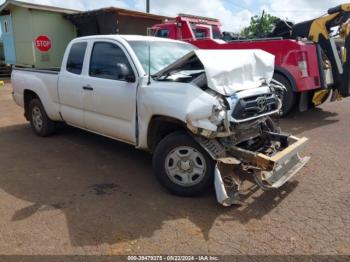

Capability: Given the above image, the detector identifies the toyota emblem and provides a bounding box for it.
[256,97,267,112]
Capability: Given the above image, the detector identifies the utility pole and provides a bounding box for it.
[146,0,150,13]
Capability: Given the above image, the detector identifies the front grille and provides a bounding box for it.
[232,94,279,120]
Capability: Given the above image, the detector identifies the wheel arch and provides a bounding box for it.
[23,89,40,120]
[274,66,298,92]
[147,115,187,153]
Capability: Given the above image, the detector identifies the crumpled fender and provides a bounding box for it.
[185,92,220,131]
[137,80,222,149]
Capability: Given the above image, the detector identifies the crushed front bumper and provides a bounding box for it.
[214,136,310,206]
[254,136,310,188]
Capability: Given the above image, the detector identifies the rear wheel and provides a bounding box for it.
[152,131,215,196]
[29,98,55,137]
[274,74,297,116]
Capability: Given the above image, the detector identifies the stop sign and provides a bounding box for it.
[35,35,51,52]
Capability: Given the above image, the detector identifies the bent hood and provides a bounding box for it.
[154,49,275,96]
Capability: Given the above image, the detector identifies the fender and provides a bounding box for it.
[274,66,298,92]
[274,66,311,112]
[136,81,220,150]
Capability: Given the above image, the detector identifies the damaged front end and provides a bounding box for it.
[154,49,310,206]
[193,100,310,206]
[192,114,310,206]
[186,73,309,206]
[185,55,309,206]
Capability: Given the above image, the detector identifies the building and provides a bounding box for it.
[0,0,78,68]
[65,7,170,37]
[0,2,171,68]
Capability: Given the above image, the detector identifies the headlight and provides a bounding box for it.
[226,94,239,110]
[210,105,226,125]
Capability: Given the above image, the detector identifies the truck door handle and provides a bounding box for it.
[82,86,94,91]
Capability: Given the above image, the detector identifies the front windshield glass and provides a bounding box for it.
[129,41,196,75]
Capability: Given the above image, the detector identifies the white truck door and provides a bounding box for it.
[58,41,88,128]
[82,40,138,144]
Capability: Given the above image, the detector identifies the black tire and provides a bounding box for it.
[274,74,297,117]
[152,131,215,197]
[28,98,55,137]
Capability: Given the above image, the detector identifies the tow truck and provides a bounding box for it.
[151,4,350,116]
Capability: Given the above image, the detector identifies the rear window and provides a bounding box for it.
[194,29,207,39]
[156,29,169,38]
[66,42,87,75]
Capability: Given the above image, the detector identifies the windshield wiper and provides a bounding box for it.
[155,69,205,81]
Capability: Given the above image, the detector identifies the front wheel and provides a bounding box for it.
[152,131,215,197]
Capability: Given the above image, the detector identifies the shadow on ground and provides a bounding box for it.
[280,107,339,135]
[0,123,297,247]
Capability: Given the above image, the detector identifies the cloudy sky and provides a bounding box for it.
[0,0,347,31]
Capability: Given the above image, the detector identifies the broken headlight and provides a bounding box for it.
[209,105,226,125]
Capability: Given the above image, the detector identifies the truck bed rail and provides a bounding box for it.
[13,66,60,75]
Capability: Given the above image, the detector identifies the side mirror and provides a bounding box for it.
[116,62,135,83]
[125,74,136,83]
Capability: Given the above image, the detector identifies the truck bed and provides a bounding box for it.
[12,67,61,121]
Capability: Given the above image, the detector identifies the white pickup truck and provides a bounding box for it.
[12,35,309,206]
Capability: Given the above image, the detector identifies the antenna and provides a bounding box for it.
[147,44,151,85]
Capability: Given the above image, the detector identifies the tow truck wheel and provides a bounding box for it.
[274,74,296,117]
[153,131,215,197]
[29,98,55,137]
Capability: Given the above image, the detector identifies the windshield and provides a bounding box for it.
[129,41,197,75]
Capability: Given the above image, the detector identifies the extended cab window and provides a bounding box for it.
[89,42,134,81]
[66,42,87,75]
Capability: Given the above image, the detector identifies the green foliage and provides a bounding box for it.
[241,12,279,38]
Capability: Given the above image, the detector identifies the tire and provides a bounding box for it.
[274,74,297,117]
[152,131,215,197]
[28,98,55,137]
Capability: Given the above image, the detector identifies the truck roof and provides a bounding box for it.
[174,14,221,26]
[177,13,221,26]
[73,34,188,44]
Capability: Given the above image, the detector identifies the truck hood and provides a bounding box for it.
[154,49,275,96]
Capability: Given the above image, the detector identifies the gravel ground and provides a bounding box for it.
[0,82,349,255]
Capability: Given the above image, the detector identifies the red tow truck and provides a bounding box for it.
[152,6,350,115]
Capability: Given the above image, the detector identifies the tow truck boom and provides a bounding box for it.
[291,4,350,100]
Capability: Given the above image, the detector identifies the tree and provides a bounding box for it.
[241,11,279,39]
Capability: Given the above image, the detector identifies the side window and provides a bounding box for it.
[156,29,169,38]
[89,42,134,81]
[195,29,207,39]
[66,42,87,75]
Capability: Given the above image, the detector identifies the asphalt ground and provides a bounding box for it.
[0,82,349,255]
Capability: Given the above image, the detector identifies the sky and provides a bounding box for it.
[0,0,348,32]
